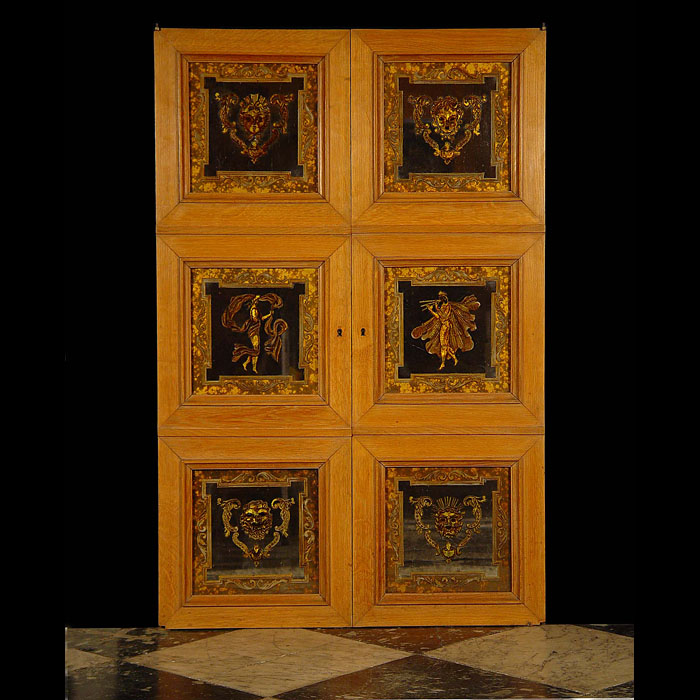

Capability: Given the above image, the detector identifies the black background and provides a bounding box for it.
[64,3,636,628]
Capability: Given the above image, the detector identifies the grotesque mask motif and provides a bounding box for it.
[434,497,465,538]
[410,493,487,564]
[430,97,464,140]
[215,91,294,164]
[237,94,271,144]
[408,94,486,165]
[239,500,274,540]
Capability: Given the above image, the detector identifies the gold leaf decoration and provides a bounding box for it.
[383,61,511,193]
[384,265,510,394]
[191,467,319,596]
[188,62,318,194]
[385,466,511,594]
[191,267,319,396]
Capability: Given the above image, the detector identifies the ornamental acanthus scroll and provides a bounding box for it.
[217,497,294,567]
[408,94,486,165]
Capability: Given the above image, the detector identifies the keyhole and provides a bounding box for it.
[361,328,366,336]
[337,328,342,337]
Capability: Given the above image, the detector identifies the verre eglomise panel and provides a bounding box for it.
[385,464,511,595]
[191,266,319,396]
[383,265,510,394]
[383,60,511,194]
[192,465,320,596]
[187,61,319,195]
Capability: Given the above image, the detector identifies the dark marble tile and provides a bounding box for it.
[66,627,234,659]
[66,661,263,700]
[590,680,635,698]
[276,654,578,700]
[575,624,635,638]
[578,681,634,700]
[314,626,508,653]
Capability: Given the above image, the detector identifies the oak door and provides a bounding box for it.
[155,27,545,628]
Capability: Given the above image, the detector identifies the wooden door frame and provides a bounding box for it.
[351,28,545,232]
[159,436,352,628]
[352,434,545,626]
[154,27,546,629]
[157,234,352,437]
[154,28,351,234]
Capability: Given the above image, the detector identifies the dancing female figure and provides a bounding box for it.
[221,293,288,373]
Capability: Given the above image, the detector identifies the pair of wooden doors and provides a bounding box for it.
[155,28,545,628]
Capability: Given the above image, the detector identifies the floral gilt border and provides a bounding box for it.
[192,467,320,596]
[385,465,511,594]
[383,61,511,193]
[188,61,319,194]
[383,265,511,394]
[191,267,319,396]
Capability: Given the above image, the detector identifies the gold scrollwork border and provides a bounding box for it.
[383,266,510,394]
[383,61,511,193]
[385,465,511,594]
[191,267,319,396]
[188,61,319,194]
[192,467,319,595]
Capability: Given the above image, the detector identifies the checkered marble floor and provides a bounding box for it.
[65,624,634,699]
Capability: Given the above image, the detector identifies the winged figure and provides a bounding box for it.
[221,293,288,373]
[410,290,480,370]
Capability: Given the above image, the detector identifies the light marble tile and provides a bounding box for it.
[65,647,113,673]
[427,624,633,693]
[128,628,410,696]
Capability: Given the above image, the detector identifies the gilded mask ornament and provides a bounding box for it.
[434,498,465,538]
[215,92,294,164]
[408,94,487,165]
[217,496,294,567]
[411,291,481,370]
[238,500,274,540]
[221,293,288,374]
[409,494,486,563]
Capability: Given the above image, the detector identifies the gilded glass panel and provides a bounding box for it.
[383,61,511,193]
[191,267,319,396]
[188,61,319,194]
[385,465,511,594]
[384,265,510,394]
[192,467,320,595]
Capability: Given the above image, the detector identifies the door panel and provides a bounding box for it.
[352,435,545,626]
[159,437,352,628]
[383,464,513,596]
[352,234,544,433]
[351,29,545,233]
[154,29,351,233]
[157,235,351,436]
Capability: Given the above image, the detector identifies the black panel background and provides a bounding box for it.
[204,281,304,380]
[203,77,305,177]
[398,281,495,377]
[398,77,498,179]
[397,479,498,571]
[205,480,306,576]
[64,2,637,637]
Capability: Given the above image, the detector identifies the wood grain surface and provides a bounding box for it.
[155,27,546,629]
